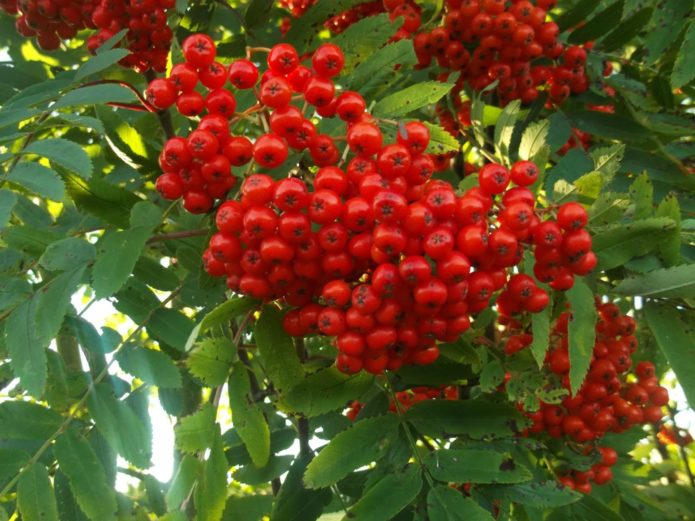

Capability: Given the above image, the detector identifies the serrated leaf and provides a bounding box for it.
[224,495,273,521]
[571,111,647,142]
[518,118,549,162]
[272,454,332,521]
[655,195,681,266]
[428,485,495,521]
[233,455,294,485]
[425,450,532,484]
[39,237,95,271]
[492,481,581,508]
[601,7,654,52]
[75,49,130,81]
[494,100,521,162]
[148,308,195,351]
[53,83,138,109]
[544,149,593,196]
[132,256,179,291]
[24,138,92,179]
[195,428,228,521]
[0,275,31,312]
[567,280,597,395]
[244,0,273,28]
[284,368,373,417]
[480,359,505,392]
[347,40,417,100]
[556,0,602,31]
[644,0,694,65]
[195,296,258,335]
[343,464,422,521]
[373,81,453,118]
[86,383,151,468]
[304,415,399,489]
[531,304,551,368]
[175,403,216,453]
[0,401,63,440]
[330,14,398,74]
[629,172,653,219]
[228,361,270,468]
[0,448,29,482]
[568,1,624,44]
[92,227,152,298]
[284,0,366,52]
[645,303,695,407]
[5,297,48,395]
[6,162,64,201]
[254,306,304,393]
[187,338,235,386]
[65,173,139,229]
[35,266,86,345]
[166,455,200,511]
[423,121,459,155]
[17,463,60,521]
[673,21,695,89]
[404,400,528,439]
[593,217,676,270]
[53,430,117,521]
[116,343,182,388]
[0,189,17,230]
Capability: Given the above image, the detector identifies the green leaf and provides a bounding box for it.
[5,297,47,395]
[284,0,366,52]
[566,280,597,396]
[228,361,270,468]
[132,256,179,291]
[272,454,332,521]
[92,227,152,298]
[244,0,273,28]
[199,297,258,332]
[0,448,29,482]
[373,81,454,118]
[148,308,195,351]
[35,266,86,345]
[518,119,549,161]
[0,275,31,312]
[425,449,532,484]
[53,83,138,109]
[570,111,647,142]
[54,430,117,521]
[224,495,273,521]
[593,217,676,270]
[492,481,581,508]
[65,174,139,229]
[544,149,593,195]
[39,237,95,271]
[175,403,216,453]
[423,122,460,155]
[195,428,228,521]
[644,0,694,64]
[330,14,398,74]
[556,0,602,31]
[2,224,60,256]
[0,189,17,230]
[233,455,293,485]
[166,455,200,511]
[304,415,399,489]
[86,383,151,468]
[284,368,374,417]
[116,344,182,388]
[343,464,422,521]
[0,400,63,439]
[645,303,695,406]
[6,162,64,201]
[628,172,653,219]
[24,138,92,179]
[531,304,551,368]
[673,20,695,89]
[655,194,681,266]
[17,463,60,521]
[480,359,505,392]
[615,264,695,299]
[600,7,654,52]
[187,338,235,386]
[254,306,304,393]
[568,1,624,44]
[494,100,521,161]
[427,485,495,521]
[75,49,130,81]
[346,40,417,100]
[130,201,163,228]
[405,400,528,439]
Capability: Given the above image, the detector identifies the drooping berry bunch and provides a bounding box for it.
[0,0,173,70]
[345,385,459,420]
[513,303,670,492]
[1,0,99,51]
[415,0,589,105]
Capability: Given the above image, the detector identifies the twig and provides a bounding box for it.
[146,229,209,244]
[667,405,695,489]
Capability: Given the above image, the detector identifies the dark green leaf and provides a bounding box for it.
[425,449,532,483]
[35,266,86,345]
[24,138,92,179]
[223,495,273,521]
[304,415,399,489]
[492,481,581,508]
[629,172,653,219]
[373,81,454,118]
[175,404,216,453]
[17,463,59,521]
[65,174,139,229]
[5,297,47,395]
[39,237,95,271]
[601,7,654,52]
[285,0,366,52]
[75,49,130,81]
[331,14,398,74]
[53,84,138,109]
[132,256,179,291]
[615,264,694,298]
[566,280,597,395]
[593,217,676,270]
[165,455,200,511]
[54,430,117,521]
[228,361,270,468]
[0,276,31,313]
[187,338,235,387]
[545,149,593,195]
[0,189,17,229]
[92,227,152,298]
[116,344,182,388]
[531,304,551,367]
[655,195,681,266]
[284,368,374,417]
[195,428,228,521]
[568,1,624,44]
[6,162,64,201]
[405,400,529,439]
[570,111,647,142]
[344,464,422,521]
[148,308,195,351]
[673,20,695,88]
[556,0,602,31]
[645,303,695,406]
[233,455,294,485]
[346,40,417,99]
[428,485,495,521]
[0,400,63,439]
[272,454,331,521]
[644,0,694,64]
[2,224,60,256]
[254,305,304,393]
[0,448,29,482]
[244,0,273,28]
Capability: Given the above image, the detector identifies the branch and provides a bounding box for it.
[147,229,209,244]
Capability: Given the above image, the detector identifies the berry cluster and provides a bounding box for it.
[0,0,173,71]
[346,385,459,420]
[516,303,669,492]
[414,0,588,105]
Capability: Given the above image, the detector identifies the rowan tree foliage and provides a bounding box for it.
[0,0,694,520]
